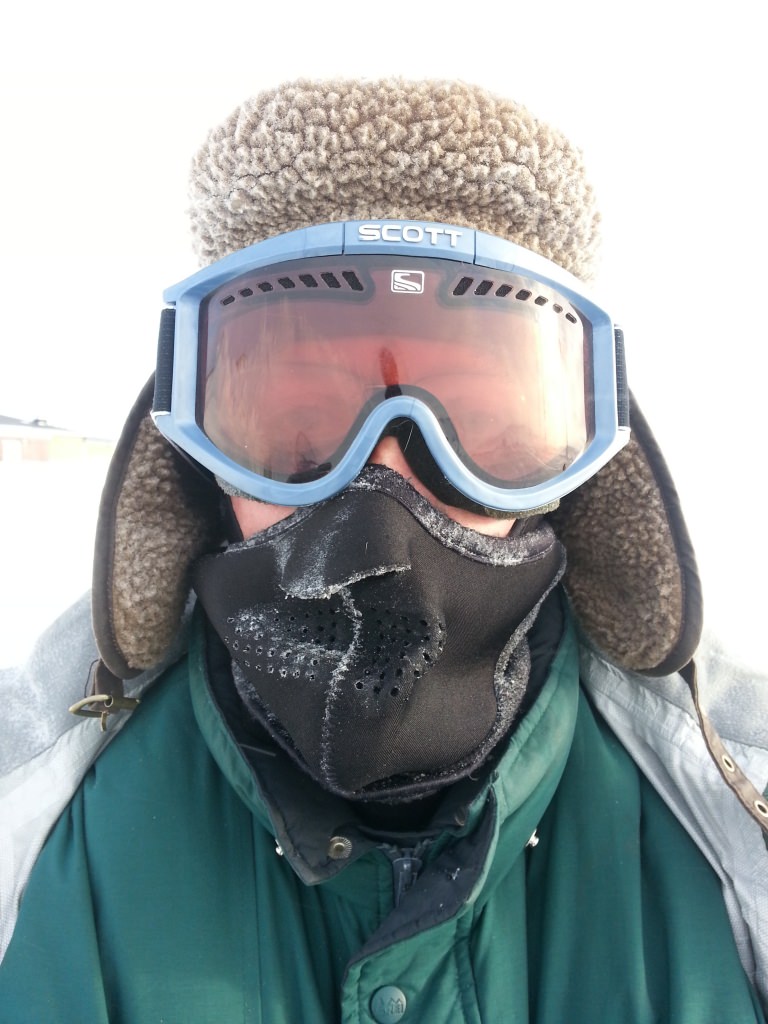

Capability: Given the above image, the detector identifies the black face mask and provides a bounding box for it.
[194,466,565,802]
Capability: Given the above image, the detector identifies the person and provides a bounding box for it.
[1,78,766,1023]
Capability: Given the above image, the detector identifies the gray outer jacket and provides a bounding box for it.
[1,593,767,1011]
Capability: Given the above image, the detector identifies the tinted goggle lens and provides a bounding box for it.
[199,255,593,491]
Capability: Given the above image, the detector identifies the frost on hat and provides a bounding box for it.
[188,78,601,281]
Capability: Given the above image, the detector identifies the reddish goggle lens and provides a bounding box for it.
[198,255,593,488]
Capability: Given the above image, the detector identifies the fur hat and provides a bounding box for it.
[91,78,702,682]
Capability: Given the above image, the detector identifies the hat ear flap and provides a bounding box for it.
[550,394,703,676]
[92,377,223,678]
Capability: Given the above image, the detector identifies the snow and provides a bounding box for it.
[0,458,111,667]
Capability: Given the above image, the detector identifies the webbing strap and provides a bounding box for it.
[681,660,768,838]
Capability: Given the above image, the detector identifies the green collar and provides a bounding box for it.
[188,608,580,887]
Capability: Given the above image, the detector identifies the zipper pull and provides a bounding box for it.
[390,849,424,908]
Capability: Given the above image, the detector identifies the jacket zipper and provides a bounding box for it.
[382,841,430,908]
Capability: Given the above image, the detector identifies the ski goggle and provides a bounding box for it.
[153,220,629,513]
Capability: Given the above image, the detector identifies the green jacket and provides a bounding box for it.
[0,615,763,1023]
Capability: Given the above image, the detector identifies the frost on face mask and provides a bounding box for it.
[194,468,565,802]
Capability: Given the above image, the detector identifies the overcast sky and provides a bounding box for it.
[0,0,765,666]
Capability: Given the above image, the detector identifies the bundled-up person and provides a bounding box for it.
[1,78,766,1023]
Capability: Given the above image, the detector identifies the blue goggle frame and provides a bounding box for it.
[152,220,629,512]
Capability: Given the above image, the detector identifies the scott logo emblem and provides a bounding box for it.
[391,270,424,294]
[358,223,462,247]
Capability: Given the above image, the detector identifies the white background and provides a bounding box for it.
[0,1,765,667]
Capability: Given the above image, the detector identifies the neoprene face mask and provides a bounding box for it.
[194,467,567,802]
[153,220,630,514]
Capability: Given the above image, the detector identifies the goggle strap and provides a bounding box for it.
[614,327,630,428]
[154,307,176,415]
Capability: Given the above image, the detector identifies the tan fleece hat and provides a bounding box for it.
[91,78,702,683]
[189,79,600,280]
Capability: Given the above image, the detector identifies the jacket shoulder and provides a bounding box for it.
[579,635,768,1013]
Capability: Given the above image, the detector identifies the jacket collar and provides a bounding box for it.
[187,607,581,888]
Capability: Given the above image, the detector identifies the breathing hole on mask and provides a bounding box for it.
[354,605,445,700]
[221,600,351,687]
[221,599,445,703]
